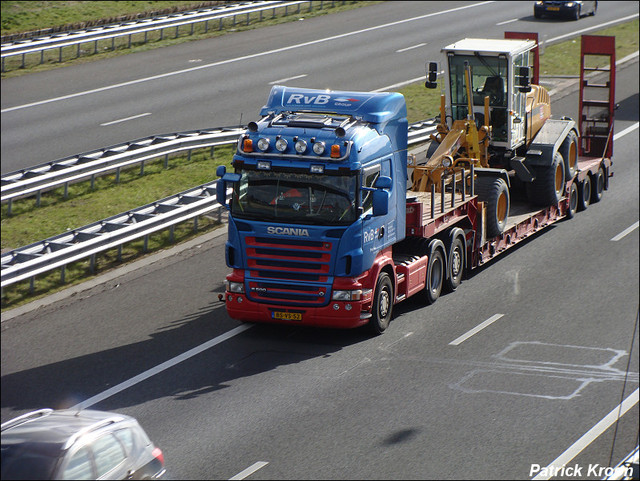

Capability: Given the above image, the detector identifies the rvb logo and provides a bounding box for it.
[286,94,331,105]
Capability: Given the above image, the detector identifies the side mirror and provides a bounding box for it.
[374,175,392,189]
[372,190,389,217]
[516,66,532,93]
[425,61,438,89]
[215,165,240,206]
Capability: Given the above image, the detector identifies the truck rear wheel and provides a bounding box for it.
[579,175,591,211]
[591,166,605,203]
[369,272,393,334]
[566,182,579,219]
[423,245,444,305]
[527,151,565,206]
[445,233,465,292]
[560,131,578,180]
[476,176,510,238]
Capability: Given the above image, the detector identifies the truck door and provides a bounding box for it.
[511,52,528,148]
[362,160,391,263]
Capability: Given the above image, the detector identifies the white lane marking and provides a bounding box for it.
[614,122,639,140]
[71,324,253,410]
[449,314,504,346]
[532,388,639,480]
[229,461,269,480]
[374,76,424,92]
[269,74,307,84]
[1,2,493,113]
[496,18,519,25]
[546,13,639,44]
[611,221,639,242]
[100,112,151,126]
[396,42,426,53]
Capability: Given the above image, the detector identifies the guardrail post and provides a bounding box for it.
[64,182,69,199]
[117,245,123,262]
[91,174,96,190]
[160,28,164,40]
[143,235,149,252]
[169,225,175,243]
[116,167,121,183]
[175,26,179,38]
[246,12,250,25]
[36,190,41,207]
[210,146,215,157]
[187,149,192,162]
[21,53,25,68]
[60,265,66,284]
[193,216,199,232]
[112,37,115,51]
[90,254,96,274]
[7,199,12,216]
[42,49,46,64]
[164,154,169,169]
[128,33,132,48]
[94,40,98,55]
[205,20,209,33]
[140,161,145,176]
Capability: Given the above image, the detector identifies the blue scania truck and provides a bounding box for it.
[216,34,615,334]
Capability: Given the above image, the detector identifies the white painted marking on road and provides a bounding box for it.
[1,2,493,113]
[496,18,518,25]
[611,221,639,242]
[614,122,639,141]
[374,77,424,92]
[396,42,426,53]
[269,74,307,84]
[449,314,504,346]
[229,461,269,480]
[532,388,639,480]
[70,324,253,410]
[546,13,639,44]
[100,112,151,126]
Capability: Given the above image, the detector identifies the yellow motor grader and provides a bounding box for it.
[411,32,577,237]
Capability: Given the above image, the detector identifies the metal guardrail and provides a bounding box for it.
[1,1,338,72]
[1,119,437,291]
[1,127,245,212]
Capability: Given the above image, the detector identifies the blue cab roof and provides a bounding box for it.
[261,85,407,125]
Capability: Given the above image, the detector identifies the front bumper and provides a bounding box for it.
[224,292,372,329]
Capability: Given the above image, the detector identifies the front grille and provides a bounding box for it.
[244,236,332,306]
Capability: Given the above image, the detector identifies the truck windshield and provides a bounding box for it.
[231,169,357,225]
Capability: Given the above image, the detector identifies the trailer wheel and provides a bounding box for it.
[445,234,465,292]
[476,176,510,238]
[579,175,591,211]
[560,131,578,180]
[566,182,579,219]
[423,246,444,305]
[591,166,605,203]
[369,272,393,334]
[527,151,565,206]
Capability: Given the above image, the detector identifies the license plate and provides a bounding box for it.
[548,6,560,10]
[272,311,302,321]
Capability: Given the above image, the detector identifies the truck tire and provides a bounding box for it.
[369,272,393,334]
[445,232,465,292]
[423,246,444,305]
[566,182,579,219]
[560,131,578,180]
[526,151,566,206]
[578,174,591,211]
[476,176,510,238]
[591,166,605,203]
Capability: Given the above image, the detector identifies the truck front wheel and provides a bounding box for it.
[369,272,394,334]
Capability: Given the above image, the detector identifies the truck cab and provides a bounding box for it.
[217,86,408,328]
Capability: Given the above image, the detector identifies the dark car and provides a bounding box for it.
[1,408,165,480]
[534,1,597,20]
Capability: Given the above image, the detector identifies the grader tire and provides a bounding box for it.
[527,151,566,206]
[476,176,510,238]
[560,131,579,180]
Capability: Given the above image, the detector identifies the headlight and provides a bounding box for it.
[295,139,307,154]
[226,281,244,294]
[275,138,288,152]
[332,289,362,301]
[442,156,453,168]
[313,141,326,155]
[257,138,270,151]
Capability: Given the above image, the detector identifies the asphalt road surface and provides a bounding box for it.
[1,2,639,480]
